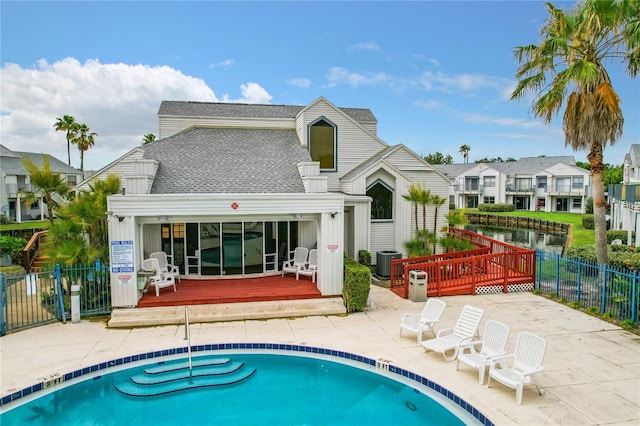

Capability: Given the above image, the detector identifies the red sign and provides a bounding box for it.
[231,202,239,210]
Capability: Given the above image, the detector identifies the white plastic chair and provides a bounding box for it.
[456,320,510,383]
[150,251,180,283]
[297,249,318,282]
[420,305,484,361]
[487,332,547,405]
[281,247,308,279]
[142,258,177,297]
[400,298,447,343]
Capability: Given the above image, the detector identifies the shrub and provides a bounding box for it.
[620,319,637,331]
[343,254,371,313]
[0,235,27,263]
[569,301,583,309]
[607,230,635,243]
[585,306,600,315]
[566,245,640,270]
[585,197,593,214]
[478,203,515,212]
[582,214,594,229]
[358,250,371,269]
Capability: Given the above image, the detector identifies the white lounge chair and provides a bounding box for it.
[487,332,547,405]
[142,258,177,297]
[420,305,484,361]
[400,298,447,343]
[456,320,510,384]
[297,249,318,282]
[150,251,181,283]
[281,247,308,279]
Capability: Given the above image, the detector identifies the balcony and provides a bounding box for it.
[506,185,534,194]
[4,183,33,197]
[455,184,482,194]
[549,184,585,196]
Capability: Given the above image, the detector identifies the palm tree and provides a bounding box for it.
[429,195,446,253]
[511,0,638,265]
[45,174,121,264]
[20,155,70,226]
[142,133,157,145]
[459,145,471,164]
[74,123,97,181]
[54,115,78,166]
[402,183,422,236]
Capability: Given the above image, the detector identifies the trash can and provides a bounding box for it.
[376,250,402,279]
[408,270,427,302]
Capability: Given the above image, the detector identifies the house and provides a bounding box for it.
[79,97,450,307]
[609,144,640,246]
[623,144,640,184]
[434,156,591,213]
[0,144,81,223]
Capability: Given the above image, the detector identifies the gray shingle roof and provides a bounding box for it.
[143,128,311,194]
[158,101,377,124]
[0,144,80,175]
[434,156,578,177]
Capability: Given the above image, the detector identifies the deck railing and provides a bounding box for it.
[390,228,536,298]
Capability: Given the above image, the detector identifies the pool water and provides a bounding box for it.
[1,352,476,425]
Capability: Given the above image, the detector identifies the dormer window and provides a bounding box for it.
[367,179,393,220]
[309,118,336,171]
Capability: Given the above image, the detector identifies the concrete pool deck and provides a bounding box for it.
[1,285,639,425]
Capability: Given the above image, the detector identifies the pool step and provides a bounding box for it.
[144,357,231,374]
[131,362,244,385]
[115,357,256,397]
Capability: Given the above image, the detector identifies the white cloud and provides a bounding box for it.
[209,59,235,68]
[325,67,391,88]
[349,42,381,51]
[0,58,270,170]
[287,78,311,89]
[417,71,511,95]
[221,82,272,104]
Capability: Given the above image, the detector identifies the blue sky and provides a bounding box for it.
[1,1,637,172]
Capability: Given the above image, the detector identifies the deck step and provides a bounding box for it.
[115,367,256,397]
[144,357,231,374]
[131,362,244,385]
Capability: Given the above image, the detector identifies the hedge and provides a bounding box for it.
[478,203,515,212]
[343,254,371,313]
[566,245,640,270]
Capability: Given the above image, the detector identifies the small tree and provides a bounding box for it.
[20,155,70,226]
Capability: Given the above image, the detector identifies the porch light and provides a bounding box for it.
[159,215,168,222]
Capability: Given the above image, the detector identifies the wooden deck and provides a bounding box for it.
[138,274,324,308]
[390,228,536,299]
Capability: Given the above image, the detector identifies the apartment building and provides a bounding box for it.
[434,156,591,213]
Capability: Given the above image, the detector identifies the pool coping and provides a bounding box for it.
[0,342,494,426]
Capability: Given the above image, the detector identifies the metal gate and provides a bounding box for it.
[0,262,111,335]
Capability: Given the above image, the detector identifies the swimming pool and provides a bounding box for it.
[0,344,492,425]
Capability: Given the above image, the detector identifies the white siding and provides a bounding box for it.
[299,101,387,192]
[159,116,296,139]
[108,216,139,307]
[370,222,396,265]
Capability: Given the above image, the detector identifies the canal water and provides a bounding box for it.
[465,224,566,254]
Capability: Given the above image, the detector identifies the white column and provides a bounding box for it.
[15,195,22,223]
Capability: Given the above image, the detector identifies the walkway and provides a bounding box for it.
[1,286,638,425]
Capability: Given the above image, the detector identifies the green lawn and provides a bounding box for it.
[463,210,594,248]
[0,220,50,232]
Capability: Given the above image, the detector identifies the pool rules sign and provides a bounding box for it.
[111,240,134,285]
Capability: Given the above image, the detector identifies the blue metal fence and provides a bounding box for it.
[0,262,111,335]
[536,250,638,323]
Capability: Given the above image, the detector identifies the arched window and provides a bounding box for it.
[367,179,393,220]
[309,118,336,171]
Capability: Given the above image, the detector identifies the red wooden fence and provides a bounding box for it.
[389,228,536,298]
